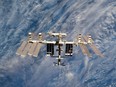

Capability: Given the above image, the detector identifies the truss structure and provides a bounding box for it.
[16,32,104,66]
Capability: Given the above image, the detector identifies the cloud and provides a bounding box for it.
[65,72,74,81]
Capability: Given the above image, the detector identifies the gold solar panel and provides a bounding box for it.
[89,44,104,57]
[28,42,37,56]
[79,44,87,55]
[81,37,91,57]
[33,43,42,57]
[16,41,27,55]
[21,42,32,57]
[83,36,104,57]
[83,36,88,42]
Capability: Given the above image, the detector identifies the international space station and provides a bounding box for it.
[16,32,104,66]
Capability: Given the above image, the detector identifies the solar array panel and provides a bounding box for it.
[33,43,42,57]
[16,41,42,57]
[21,42,32,57]
[83,36,104,57]
[47,44,54,56]
[28,42,37,55]
[16,41,27,55]
[80,37,92,57]
[65,44,73,56]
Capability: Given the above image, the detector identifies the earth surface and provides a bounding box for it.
[0,0,116,87]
